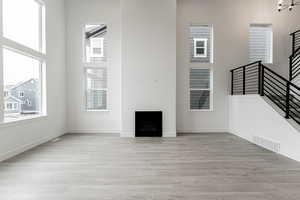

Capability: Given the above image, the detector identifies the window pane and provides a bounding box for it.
[3,0,42,51]
[85,68,107,110]
[190,25,213,63]
[249,24,273,64]
[85,24,107,63]
[196,48,205,55]
[190,69,210,89]
[190,90,210,110]
[196,41,205,47]
[86,90,107,110]
[3,48,41,121]
[86,68,107,89]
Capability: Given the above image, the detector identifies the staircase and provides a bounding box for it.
[230,29,300,125]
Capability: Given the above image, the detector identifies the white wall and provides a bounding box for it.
[121,0,177,137]
[0,0,66,161]
[229,95,300,162]
[176,0,300,133]
[65,0,122,134]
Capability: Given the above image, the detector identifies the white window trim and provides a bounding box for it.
[5,102,18,111]
[249,24,273,64]
[0,0,47,124]
[19,91,24,98]
[193,38,208,58]
[189,68,213,112]
[84,67,108,112]
[90,37,104,58]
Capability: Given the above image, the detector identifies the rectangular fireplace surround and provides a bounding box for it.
[135,111,162,137]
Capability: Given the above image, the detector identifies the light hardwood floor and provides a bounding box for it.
[1,133,300,200]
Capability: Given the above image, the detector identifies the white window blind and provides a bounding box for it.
[190,68,212,110]
[249,24,273,64]
[85,68,107,111]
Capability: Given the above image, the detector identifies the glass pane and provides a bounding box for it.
[86,68,107,89]
[196,41,205,47]
[86,90,107,110]
[3,0,42,51]
[190,69,210,89]
[190,90,210,110]
[3,48,41,121]
[196,48,205,55]
[85,24,107,63]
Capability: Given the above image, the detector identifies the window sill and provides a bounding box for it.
[86,109,109,112]
[190,109,213,112]
[0,114,48,128]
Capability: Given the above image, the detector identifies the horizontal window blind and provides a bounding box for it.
[190,69,212,110]
[249,24,273,64]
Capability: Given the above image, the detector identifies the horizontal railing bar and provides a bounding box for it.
[230,61,261,72]
[264,72,287,87]
[289,114,300,125]
[264,83,286,99]
[290,30,300,35]
[263,66,288,83]
[264,76,287,92]
[264,88,286,102]
[288,103,300,114]
[264,91,286,112]
[290,87,300,97]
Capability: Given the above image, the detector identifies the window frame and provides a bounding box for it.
[90,37,104,58]
[84,67,108,112]
[82,23,108,112]
[189,68,213,112]
[193,38,208,58]
[249,24,273,64]
[0,0,47,124]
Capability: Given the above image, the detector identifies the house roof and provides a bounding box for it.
[4,95,23,103]
[8,78,38,91]
[86,25,107,39]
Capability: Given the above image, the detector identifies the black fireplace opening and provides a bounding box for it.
[135,111,162,137]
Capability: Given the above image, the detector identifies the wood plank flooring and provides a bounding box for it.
[1,133,300,199]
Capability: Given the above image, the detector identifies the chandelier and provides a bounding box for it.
[278,0,300,11]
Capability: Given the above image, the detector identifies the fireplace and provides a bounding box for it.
[135,111,162,137]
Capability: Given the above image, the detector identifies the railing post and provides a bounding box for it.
[231,71,234,95]
[286,82,290,119]
[292,33,295,53]
[243,66,246,95]
[289,56,293,81]
[260,65,265,96]
[258,61,262,95]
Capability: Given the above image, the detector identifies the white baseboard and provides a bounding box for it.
[177,129,228,133]
[0,132,65,162]
[163,131,177,137]
[120,131,177,138]
[68,130,121,134]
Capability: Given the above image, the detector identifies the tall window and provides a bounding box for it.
[190,25,213,63]
[1,0,46,122]
[85,68,107,111]
[190,68,213,111]
[249,24,273,64]
[84,24,108,111]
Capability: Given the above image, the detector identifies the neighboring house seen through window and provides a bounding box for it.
[85,68,108,111]
[1,0,46,122]
[194,38,207,58]
[190,24,213,63]
[84,24,108,111]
